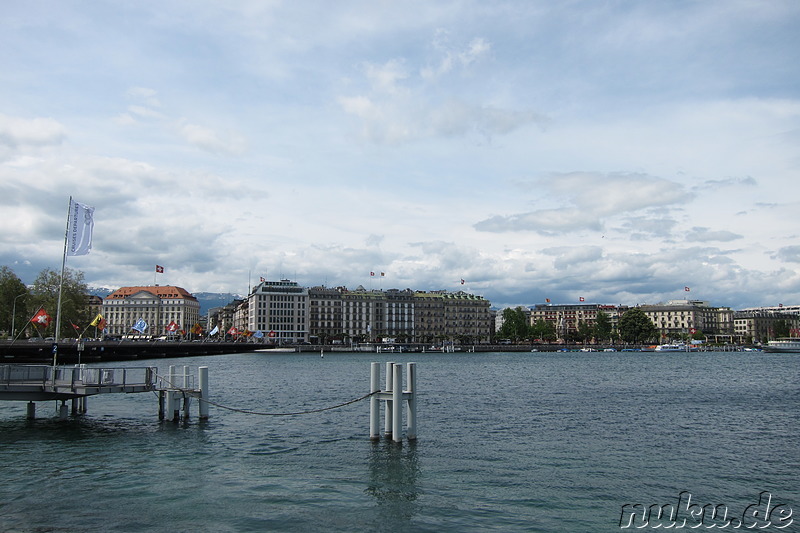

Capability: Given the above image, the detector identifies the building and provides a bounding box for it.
[733,309,800,343]
[529,303,625,341]
[103,285,200,337]
[639,300,734,341]
[247,279,308,343]
[304,284,491,345]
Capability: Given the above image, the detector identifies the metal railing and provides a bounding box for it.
[0,364,156,389]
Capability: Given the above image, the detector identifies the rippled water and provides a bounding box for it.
[1,351,797,532]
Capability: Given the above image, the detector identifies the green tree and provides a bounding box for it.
[576,320,594,344]
[531,318,557,342]
[594,310,613,342]
[618,308,659,344]
[0,266,30,337]
[30,267,90,339]
[498,306,531,342]
[772,320,790,339]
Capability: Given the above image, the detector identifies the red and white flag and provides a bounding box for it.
[579,297,585,302]
[166,321,179,332]
[31,308,52,327]
[684,286,690,292]
[156,265,164,273]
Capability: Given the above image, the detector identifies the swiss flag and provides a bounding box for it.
[156,265,164,273]
[31,308,52,327]
[579,297,585,302]
[166,321,179,332]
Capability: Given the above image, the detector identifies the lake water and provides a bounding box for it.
[1,350,797,532]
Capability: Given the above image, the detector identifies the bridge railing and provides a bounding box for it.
[0,364,52,387]
[55,366,156,388]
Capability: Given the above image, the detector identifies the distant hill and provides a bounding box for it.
[88,287,242,315]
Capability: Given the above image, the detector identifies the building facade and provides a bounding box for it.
[103,285,200,337]
[639,300,734,341]
[733,309,800,343]
[247,280,308,343]
[529,303,625,341]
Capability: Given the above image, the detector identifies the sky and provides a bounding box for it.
[1,0,799,310]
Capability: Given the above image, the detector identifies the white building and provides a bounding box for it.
[103,285,200,337]
[247,279,308,343]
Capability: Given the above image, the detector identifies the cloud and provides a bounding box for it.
[474,172,690,234]
[178,122,247,156]
[774,246,800,263]
[685,227,743,242]
[0,114,66,159]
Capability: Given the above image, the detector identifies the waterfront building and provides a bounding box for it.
[733,309,800,343]
[440,291,492,344]
[639,300,734,341]
[529,303,625,341]
[103,285,200,337]
[304,284,490,345]
[247,279,308,343]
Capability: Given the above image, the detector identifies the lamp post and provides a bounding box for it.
[11,292,26,339]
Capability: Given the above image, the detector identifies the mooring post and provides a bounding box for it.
[406,362,417,441]
[59,400,68,419]
[168,365,179,421]
[369,362,380,440]
[384,361,394,439]
[392,363,402,443]
[198,366,209,420]
[26,401,35,420]
[182,365,191,420]
[158,390,165,420]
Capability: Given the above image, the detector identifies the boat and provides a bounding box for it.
[763,338,800,353]
[655,343,689,352]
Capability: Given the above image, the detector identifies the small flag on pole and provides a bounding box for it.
[67,199,95,256]
[546,298,551,303]
[31,308,52,326]
[579,297,585,302]
[209,325,219,336]
[156,265,164,273]
[90,314,103,327]
[370,272,375,277]
[461,279,465,285]
[684,286,690,292]
[132,318,148,333]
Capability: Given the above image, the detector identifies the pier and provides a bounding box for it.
[0,363,208,420]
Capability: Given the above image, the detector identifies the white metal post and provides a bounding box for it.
[182,365,191,419]
[384,361,394,438]
[406,362,416,440]
[370,362,380,440]
[198,366,209,420]
[392,363,402,443]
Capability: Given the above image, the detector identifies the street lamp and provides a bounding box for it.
[11,292,26,339]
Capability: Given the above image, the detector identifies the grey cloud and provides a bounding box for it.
[774,245,800,263]
[474,172,690,234]
[685,227,743,242]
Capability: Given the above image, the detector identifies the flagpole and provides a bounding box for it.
[53,197,72,365]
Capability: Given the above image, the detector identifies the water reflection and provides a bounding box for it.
[365,441,421,523]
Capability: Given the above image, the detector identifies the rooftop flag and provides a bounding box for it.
[685,286,690,292]
[156,265,164,273]
[579,297,585,302]
[67,199,94,256]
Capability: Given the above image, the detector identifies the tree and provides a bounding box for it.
[772,320,790,339]
[618,308,659,344]
[30,267,90,339]
[594,310,613,342]
[576,320,594,344]
[498,306,531,342]
[531,318,557,342]
[0,266,30,337]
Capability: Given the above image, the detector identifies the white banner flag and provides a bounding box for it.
[67,198,95,256]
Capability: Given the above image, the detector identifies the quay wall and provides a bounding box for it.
[0,340,261,364]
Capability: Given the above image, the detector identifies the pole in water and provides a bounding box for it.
[369,362,380,440]
[198,366,209,420]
